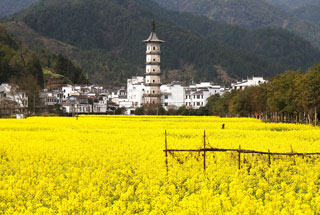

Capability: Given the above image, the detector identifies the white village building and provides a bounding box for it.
[0,83,28,117]
[125,77,226,110]
[231,77,267,90]
[40,89,63,106]
[0,83,28,108]
[127,76,145,108]
[161,84,185,110]
[41,84,110,114]
[184,82,226,109]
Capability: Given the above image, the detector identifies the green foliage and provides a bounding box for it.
[266,70,302,113]
[134,107,144,115]
[53,54,89,84]
[296,65,320,111]
[205,65,320,121]
[154,0,320,49]
[0,25,43,87]
[0,25,89,94]
[115,107,126,115]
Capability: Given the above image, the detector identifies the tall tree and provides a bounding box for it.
[296,65,320,125]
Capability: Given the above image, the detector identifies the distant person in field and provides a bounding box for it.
[221,124,225,129]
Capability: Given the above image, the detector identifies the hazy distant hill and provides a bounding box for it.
[3,0,320,85]
[154,0,320,49]
[0,0,38,18]
[263,0,319,11]
[291,3,320,26]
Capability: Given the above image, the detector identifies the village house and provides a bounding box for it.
[161,84,185,110]
[127,76,145,108]
[231,77,267,90]
[184,82,225,109]
[40,89,63,106]
[0,83,28,117]
[40,84,111,114]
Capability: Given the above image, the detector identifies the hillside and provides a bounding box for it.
[0,0,38,18]
[154,0,320,49]
[291,3,320,26]
[157,11,320,71]
[5,0,320,86]
[0,25,43,88]
[4,21,140,86]
[0,24,88,90]
[263,0,319,11]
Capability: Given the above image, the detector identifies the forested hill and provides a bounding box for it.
[291,3,320,26]
[154,0,320,49]
[0,0,38,18]
[0,25,89,90]
[6,0,320,85]
[0,25,43,88]
[263,0,319,11]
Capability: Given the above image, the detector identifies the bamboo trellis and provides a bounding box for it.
[164,130,320,172]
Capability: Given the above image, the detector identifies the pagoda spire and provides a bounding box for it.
[152,20,155,32]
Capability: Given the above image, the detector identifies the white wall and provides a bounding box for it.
[161,85,185,110]
[127,77,145,108]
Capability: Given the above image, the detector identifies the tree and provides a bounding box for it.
[296,65,320,125]
[134,107,144,115]
[115,107,126,115]
[266,70,302,122]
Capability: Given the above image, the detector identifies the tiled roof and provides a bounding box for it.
[143,32,164,43]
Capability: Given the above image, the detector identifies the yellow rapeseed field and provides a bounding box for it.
[1,116,320,214]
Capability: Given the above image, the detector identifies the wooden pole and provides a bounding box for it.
[268,149,271,167]
[291,145,296,165]
[315,106,317,126]
[203,129,206,171]
[165,130,168,173]
[238,145,241,170]
[33,93,36,115]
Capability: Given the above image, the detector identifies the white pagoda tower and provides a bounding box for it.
[143,21,164,106]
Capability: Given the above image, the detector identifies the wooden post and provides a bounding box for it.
[203,129,206,171]
[315,106,318,126]
[33,93,36,115]
[291,145,296,165]
[268,149,271,167]
[238,145,241,170]
[165,130,168,173]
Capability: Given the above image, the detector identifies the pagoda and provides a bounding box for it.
[143,21,164,106]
